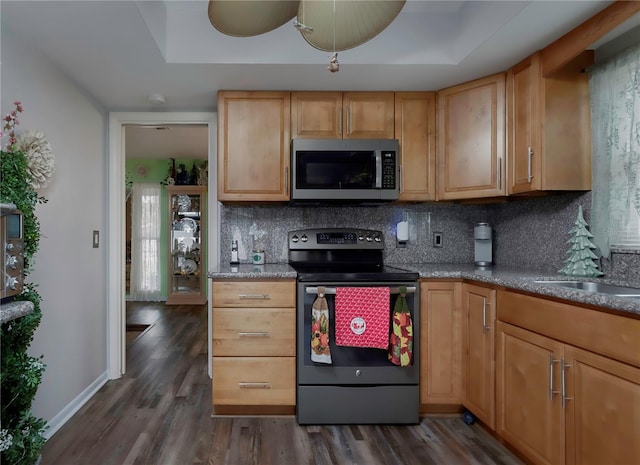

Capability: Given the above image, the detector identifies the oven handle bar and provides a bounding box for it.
[305,286,416,295]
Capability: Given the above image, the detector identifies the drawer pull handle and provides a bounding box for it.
[238,382,271,389]
[482,297,490,334]
[238,332,270,338]
[561,358,573,408]
[238,294,270,300]
[549,354,561,400]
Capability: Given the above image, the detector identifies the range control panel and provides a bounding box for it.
[288,228,384,250]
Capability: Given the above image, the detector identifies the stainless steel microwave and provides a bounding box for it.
[291,138,399,203]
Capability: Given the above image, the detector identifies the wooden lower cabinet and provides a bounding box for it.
[497,321,565,465]
[462,283,496,430]
[564,345,640,465]
[420,281,462,409]
[497,290,640,465]
[211,279,296,414]
[212,357,295,406]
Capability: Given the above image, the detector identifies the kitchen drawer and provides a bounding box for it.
[212,279,295,307]
[212,307,295,356]
[497,290,640,368]
[212,357,295,405]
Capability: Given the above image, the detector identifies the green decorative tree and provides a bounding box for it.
[559,205,603,277]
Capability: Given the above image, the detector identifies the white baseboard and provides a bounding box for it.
[44,371,109,440]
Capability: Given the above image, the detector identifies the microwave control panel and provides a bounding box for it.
[382,152,396,189]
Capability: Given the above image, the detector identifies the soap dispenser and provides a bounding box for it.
[230,240,239,265]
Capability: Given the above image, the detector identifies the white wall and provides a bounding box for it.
[1,31,108,428]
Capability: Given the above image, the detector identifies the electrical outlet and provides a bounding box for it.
[433,232,443,248]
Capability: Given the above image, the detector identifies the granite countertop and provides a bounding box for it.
[209,262,297,279]
[209,263,640,316]
[0,300,35,324]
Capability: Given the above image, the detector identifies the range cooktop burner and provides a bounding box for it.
[292,266,418,283]
[288,228,418,282]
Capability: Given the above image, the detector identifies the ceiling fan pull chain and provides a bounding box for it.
[328,0,339,73]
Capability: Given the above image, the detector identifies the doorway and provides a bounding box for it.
[125,124,208,301]
[108,112,218,379]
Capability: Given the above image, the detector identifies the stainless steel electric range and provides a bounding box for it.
[289,228,420,425]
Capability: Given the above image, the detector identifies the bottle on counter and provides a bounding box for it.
[230,240,239,265]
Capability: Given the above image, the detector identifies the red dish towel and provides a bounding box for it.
[335,287,390,349]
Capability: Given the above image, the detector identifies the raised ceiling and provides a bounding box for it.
[2,0,636,114]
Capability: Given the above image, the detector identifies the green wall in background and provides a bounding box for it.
[125,158,204,300]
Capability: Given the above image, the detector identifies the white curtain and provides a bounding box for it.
[590,42,640,258]
[130,182,162,301]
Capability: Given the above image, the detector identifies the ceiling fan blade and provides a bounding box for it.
[297,0,406,52]
[208,0,300,37]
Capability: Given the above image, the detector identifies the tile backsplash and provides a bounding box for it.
[219,191,639,281]
[220,203,489,265]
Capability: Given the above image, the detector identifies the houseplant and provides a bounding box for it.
[0,101,53,464]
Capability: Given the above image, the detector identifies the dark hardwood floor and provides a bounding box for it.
[40,302,523,465]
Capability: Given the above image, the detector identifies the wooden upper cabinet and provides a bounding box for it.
[291,91,395,139]
[291,91,342,139]
[507,51,592,195]
[436,73,506,200]
[395,92,436,201]
[343,92,395,139]
[217,91,291,201]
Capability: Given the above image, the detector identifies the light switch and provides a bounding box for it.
[433,232,443,248]
[93,230,99,248]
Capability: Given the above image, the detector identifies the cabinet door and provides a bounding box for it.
[395,92,436,201]
[436,73,506,200]
[496,321,565,465]
[508,51,592,194]
[291,91,342,139]
[420,281,462,406]
[217,91,291,201]
[507,53,541,194]
[166,185,207,305]
[564,345,640,465]
[342,92,395,139]
[462,284,496,429]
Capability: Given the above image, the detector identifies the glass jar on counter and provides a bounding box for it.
[251,249,265,265]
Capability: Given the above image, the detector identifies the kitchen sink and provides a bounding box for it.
[534,280,640,298]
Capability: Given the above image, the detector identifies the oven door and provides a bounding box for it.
[297,280,419,386]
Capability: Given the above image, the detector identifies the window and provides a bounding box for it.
[589,42,640,256]
[130,183,162,300]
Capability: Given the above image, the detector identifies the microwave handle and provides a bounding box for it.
[375,152,382,188]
